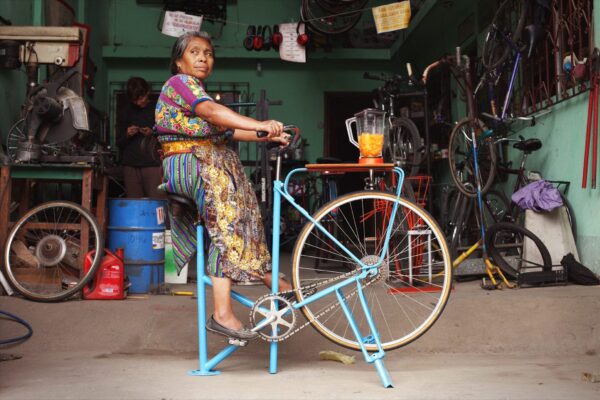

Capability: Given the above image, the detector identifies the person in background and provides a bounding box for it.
[116,77,163,198]
[155,31,298,341]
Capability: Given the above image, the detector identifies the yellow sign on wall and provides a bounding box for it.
[372,1,411,34]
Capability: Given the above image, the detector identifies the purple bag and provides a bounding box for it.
[511,180,563,212]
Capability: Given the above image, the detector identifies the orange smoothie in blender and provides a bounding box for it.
[358,132,384,158]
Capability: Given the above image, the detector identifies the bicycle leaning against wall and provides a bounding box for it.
[422,50,552,288]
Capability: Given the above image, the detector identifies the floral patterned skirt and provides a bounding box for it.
[160,144,271,281]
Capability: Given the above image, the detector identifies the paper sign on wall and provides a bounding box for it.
[278,22,306,63]
[372,1,411,34]
[161,11,204,38]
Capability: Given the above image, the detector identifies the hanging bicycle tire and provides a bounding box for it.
[3,201,104,302]
[301,0,367,35]
[481,0,528,70]
[448,118,496,198]
[385,117,422,177]
[485,221,552,279]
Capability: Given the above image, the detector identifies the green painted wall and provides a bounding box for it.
[2,0,598,271]
[0,0,36,141]
[98,0,395,161]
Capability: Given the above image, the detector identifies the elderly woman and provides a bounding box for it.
[155,31,292,340]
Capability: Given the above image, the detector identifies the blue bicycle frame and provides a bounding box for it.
[189,140,405,388]
[486,26,523,122]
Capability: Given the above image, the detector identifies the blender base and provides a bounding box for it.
[359,157,384,165]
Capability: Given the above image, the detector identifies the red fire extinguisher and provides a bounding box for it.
[83,248,126,300]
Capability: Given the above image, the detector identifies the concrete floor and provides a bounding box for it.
[1,274,600,399]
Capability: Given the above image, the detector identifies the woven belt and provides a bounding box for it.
[161,140,219,157]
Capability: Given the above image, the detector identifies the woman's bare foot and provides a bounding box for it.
[213,312,243,331]
[262,272,293,292]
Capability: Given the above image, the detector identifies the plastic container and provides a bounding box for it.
[164,230,188,284]
[83,248,126,300]
[108,198,167,293]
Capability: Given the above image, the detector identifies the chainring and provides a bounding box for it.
[250,294,297,342]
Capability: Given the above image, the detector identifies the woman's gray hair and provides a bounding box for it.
[169,31,214,75]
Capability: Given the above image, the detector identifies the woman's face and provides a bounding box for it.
[177,36,214,80]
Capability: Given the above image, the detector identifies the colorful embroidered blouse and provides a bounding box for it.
[155,74,224,143]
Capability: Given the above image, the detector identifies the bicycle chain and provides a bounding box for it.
[250,268,380,342]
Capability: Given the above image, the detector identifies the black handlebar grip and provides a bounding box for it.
[257,131,268,138]
[363,72,381,80]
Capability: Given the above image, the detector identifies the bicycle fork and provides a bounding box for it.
[335,276,394,388]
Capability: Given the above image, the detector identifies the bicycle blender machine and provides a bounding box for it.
[346,108,387,164]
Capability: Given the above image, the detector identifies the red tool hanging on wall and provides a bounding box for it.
[583,54,600,189]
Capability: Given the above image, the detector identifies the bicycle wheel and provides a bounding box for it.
[448,118,496,198]
[485,221,552,278]
[6,117,61,162]
[6,118,26,161]
[301,0,367,35]
[292,191,452,351]
[481,0,528,70]
[559,193,577,242]
[482,189,510,226]
[385,117,422,177]
[3,201,104,302]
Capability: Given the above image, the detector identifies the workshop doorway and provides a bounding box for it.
[324,91,374,194]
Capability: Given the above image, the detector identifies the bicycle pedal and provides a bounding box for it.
[227,337,248,347]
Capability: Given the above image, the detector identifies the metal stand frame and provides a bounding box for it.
[188,165,396,388]
[188,195,282,376]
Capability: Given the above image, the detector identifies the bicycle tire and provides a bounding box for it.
[482,189,510,226]
[315,0,365,13]
[448,118,496,198]
[291,191,452,351]
[481,0,528,70]
[301,0,366,35]
[386,117,422,177]
[447,190,477,259]
[559,193,577,242]
[6,118,26,161]
[3,201,104,302]
[485,221,552,278]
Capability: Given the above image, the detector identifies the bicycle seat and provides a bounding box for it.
[166,193,196,217]
[316,156,343,164]
[513,138,542,153]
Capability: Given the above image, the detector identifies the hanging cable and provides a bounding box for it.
[0,310,33,345]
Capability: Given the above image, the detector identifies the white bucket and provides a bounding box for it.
[164,230,188,284]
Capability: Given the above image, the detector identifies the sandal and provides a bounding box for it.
[206,316,258,340]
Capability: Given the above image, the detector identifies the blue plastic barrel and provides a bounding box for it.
[108,198,167,293]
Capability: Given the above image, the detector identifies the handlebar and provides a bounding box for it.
[363,66,420,88]
[257,125,301,150]
[422,48,471,84]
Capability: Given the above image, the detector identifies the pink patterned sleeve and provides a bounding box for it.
[166,74,213,113]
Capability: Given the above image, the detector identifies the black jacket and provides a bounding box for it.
[116,101,160,167]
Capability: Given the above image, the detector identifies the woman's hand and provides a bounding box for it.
[255,120,290,145]
[256,120,284,138]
